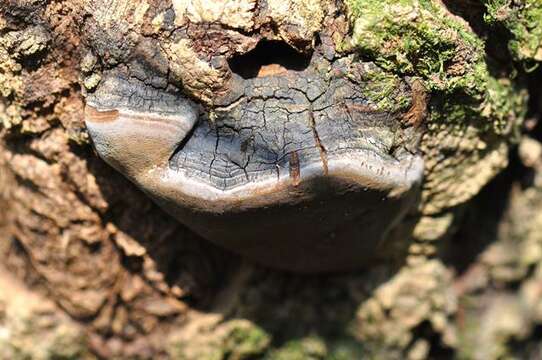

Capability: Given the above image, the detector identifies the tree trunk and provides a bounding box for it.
[1,0,542,358]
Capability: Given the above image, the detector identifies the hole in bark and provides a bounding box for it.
[228,40,312,79]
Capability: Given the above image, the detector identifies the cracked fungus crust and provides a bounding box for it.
[76,0,457,272]
[170,60,419,192]
[86,54,423,193]
[84,44,424,272]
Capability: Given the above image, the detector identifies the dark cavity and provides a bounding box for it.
[228,40,312,79]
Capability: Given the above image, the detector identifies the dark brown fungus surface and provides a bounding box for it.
[84,38,425,273]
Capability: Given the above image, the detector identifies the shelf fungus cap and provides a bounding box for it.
[84,54,424,272]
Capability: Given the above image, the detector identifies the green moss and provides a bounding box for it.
[344,0,526,136]
[429,75,526,136]
[166,320,270,360]
[265,337,365,360]
[349,65,412,112]
[266,337,327,360]
[223,323,271,360]
[484,75,528,134]
[0,320,91,360]
[484,0,542,63]
[345,0,482,90]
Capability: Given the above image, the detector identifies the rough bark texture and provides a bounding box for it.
[1,0,542,359]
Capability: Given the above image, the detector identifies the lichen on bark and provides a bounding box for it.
[0,269,93,360]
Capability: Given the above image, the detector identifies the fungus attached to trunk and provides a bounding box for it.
[84,8,426,273]
[85,49,424,273]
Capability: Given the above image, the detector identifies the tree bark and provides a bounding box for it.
[1,0,542,358]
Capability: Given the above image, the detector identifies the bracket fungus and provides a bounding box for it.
[85,49,424,273]
[83,2,427,273]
